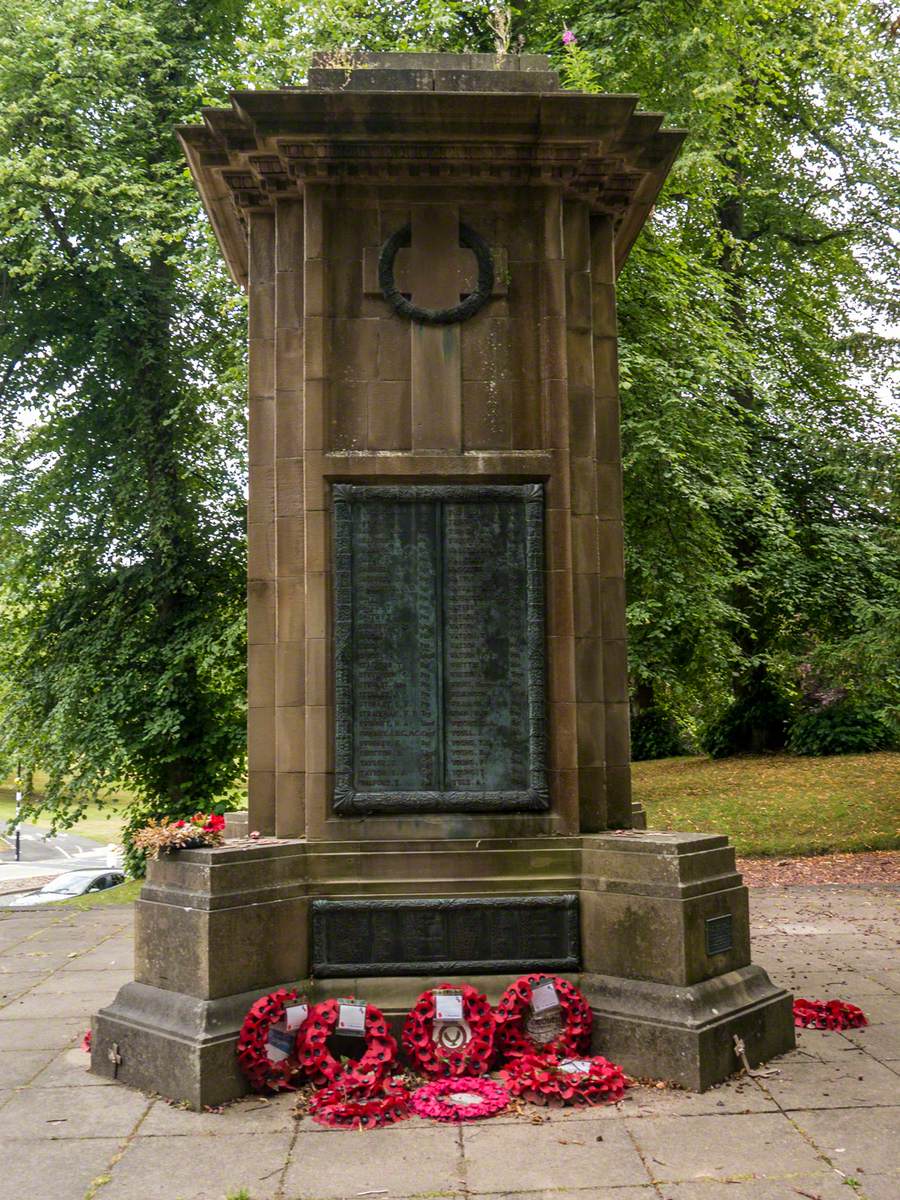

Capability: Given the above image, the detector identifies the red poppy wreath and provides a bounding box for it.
[236,988,305,1092]
[495,973,592,1058]
[501,1051,627,1106]
[402,984,496,1077]
[793,998,868,1031]
[308,1076,411,1130]
[297,998,398,1088]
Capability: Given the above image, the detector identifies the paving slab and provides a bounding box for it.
[851,1172,900,1199]
[462,1120,652,1192]
[103,1130,293,1200]
[623,1078,778,1117]
[842,1025,900,1062]
[2,1135,121,1200]
[0,1079,151,1138]
[840,994,900,1025]
[790,1105,900,1177]
[758,1057,900,1110]
[467,1191,656,1199]
[626,1111,827,1183]
[772,968,896,996]
[0,990,109,1021]
[0,1046,59,1087]
[30,1045,118,1088]
[26,968,132,996]
[660,1175,854,1199]
[55,943,133,971]
[0,1016,84,1050]
[283,1124,464,1198]
[141,1091,296,1135]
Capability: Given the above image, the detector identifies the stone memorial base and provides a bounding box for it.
[92,829,794,1107]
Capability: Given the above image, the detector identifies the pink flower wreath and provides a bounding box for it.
[410,1076,510,1122]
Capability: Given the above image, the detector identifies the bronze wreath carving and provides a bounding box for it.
[378,222,495,325]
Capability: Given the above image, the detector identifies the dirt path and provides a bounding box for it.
[738,849,900,886]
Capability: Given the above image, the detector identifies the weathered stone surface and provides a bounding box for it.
[583,966,795,1091]
[86,51,799,1114]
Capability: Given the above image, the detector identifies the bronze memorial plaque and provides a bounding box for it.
[333,483,547,813]
[312,896,579,977]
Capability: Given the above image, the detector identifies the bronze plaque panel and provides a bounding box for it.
[311,895,579,977]
[333,484,547,814]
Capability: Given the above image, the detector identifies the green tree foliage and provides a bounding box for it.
[0,0,248,833]
[554,1,900,745]
[0,0,897,844]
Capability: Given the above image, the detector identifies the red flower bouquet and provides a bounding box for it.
[131,811,226,859]
[402,984,496,1077]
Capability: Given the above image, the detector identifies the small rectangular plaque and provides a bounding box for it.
[312,895,580,977]
[705,913,734,956]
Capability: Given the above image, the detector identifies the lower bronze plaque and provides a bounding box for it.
[311,895,580,977]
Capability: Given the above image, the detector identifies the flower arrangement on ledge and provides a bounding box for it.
[131,812,226,859]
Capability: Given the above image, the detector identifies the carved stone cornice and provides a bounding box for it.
[177,75,685,289]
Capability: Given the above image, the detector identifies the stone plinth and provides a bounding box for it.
[93,832,793,1105]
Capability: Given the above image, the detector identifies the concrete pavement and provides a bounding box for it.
[0,885,897,1200]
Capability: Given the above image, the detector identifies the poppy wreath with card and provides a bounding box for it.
[501,1051,628,1106]
[402,983,497,1077]
[410,1075,510,1122]
[793,998,868,1031]
[236,988,304,1092]
[308,1076,411,1130]
[297,998,398,1088]
[495,973,593,1058]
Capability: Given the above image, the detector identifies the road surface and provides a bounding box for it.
[0,822,119,891]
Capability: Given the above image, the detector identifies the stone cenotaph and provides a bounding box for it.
[92,53,794,1107]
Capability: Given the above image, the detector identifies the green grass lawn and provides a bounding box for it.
[0,773,126,845]
[2,754,898,861]
[56,878,143,910]
[633,751,900,857]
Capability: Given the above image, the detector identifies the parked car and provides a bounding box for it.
[8,869,126,908]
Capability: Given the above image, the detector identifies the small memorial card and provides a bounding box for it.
[337,1001,367,1037]
[530,979,561,1014]
[558,1058,593,1076]
[266,1022,295,1063]
[434,991,464,1021]
[284,1003,308,1031]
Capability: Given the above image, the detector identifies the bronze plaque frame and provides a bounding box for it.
[332,483,548,814]
[311,894,579,977]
